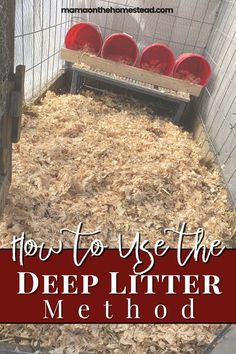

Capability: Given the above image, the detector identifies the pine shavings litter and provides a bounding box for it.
[0,90,233,247]
[0,90,234,353]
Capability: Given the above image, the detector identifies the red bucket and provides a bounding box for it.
[65,22,103,55]
[139,43,175,75]
[101,33,139,66]
[173,53,211,86]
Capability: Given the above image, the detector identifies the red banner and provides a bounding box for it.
[0,249,235,323]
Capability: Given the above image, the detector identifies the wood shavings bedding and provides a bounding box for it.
[0,90,233,247]
[0,90,234,353]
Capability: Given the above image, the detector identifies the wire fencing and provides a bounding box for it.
[14,0,73,100]
[70,0,220,56]
[195,0,236,205]
[14,0,221,99]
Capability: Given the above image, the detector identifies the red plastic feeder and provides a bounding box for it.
[101,33,139,66]
[65,22,103,55]
[139,43,175,75]
[173,53,211,86]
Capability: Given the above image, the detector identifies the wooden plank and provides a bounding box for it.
[0,0,15,215]
[11,65,25,143]
[70,70,79,94]
[10,91,22,143]
[60,48,203,97]
[0,175,10,216]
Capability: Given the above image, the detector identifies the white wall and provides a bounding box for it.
[14,0,73,100]
[71,0,220,55]
[14,0,220,100]
[195,0,236,205]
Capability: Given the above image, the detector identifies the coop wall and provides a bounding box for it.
[70,0,220,55]
[194,0,236,206]
[14,0,73,100]
[14,0,220,99]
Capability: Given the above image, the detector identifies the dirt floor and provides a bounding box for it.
[0,90,234,353]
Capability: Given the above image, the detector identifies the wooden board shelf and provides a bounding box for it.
[60,48,203,97]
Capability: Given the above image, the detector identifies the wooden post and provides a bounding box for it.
[173,102,187,123]
[70,70,79,94]
[11,65,25,143]
[0,0,16,215]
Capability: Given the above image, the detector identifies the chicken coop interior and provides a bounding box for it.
[10,0,236,206]
[0,0,236,353]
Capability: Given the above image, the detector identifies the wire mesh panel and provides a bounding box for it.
[14,0,73,100]
[195,0,236,206]
[13,0,221,98]
[70,0,220,56]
